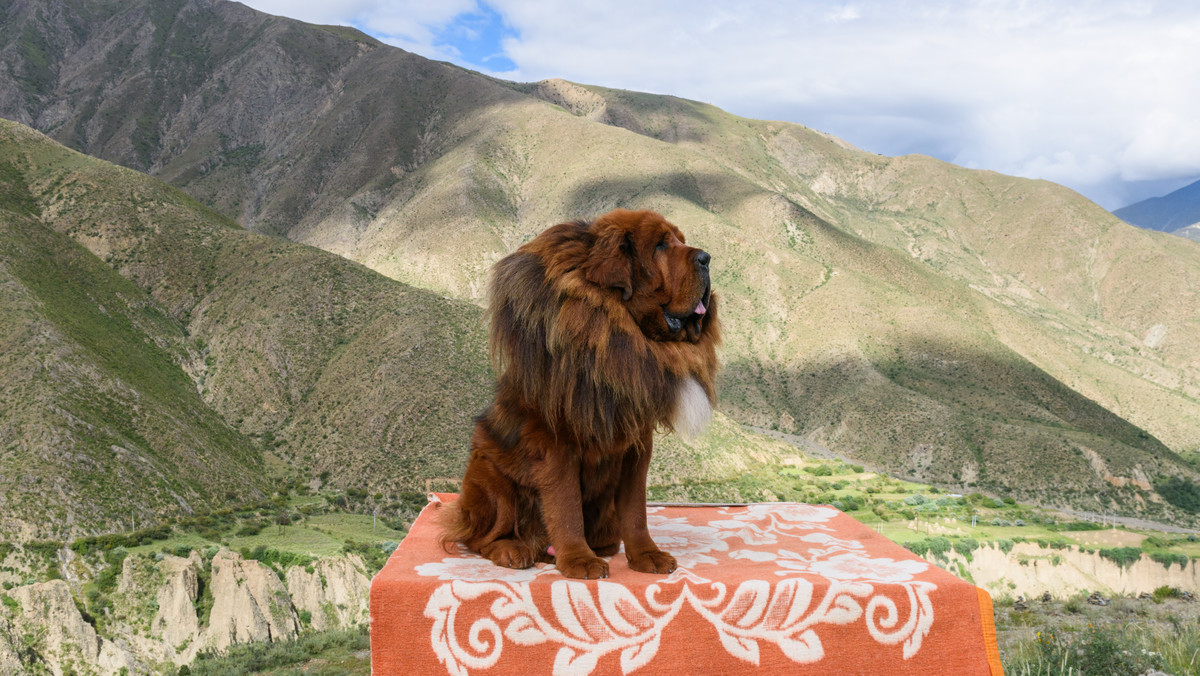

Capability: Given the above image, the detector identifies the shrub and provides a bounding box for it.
[238,546,313,570]
[1142,535,1170,549]
[1149,551,1189,569]
[25,540,63,560]
[1032,624,1164,675]
[1048,520,1098,532]
[838,495,865,511]
[953,538,979,558]
[1155,475,1200,513]
[342,540,392,573]
[70,526,171,555]
[236,521,265,537]
[906,536,952,559]
[1099,546,1143,568]
[188,627,368,674]
[1152,585,1181,603]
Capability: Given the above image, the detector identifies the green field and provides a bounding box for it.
[648,450,1199,562]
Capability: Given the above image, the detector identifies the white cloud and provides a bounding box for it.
[240,0,1200,209]
[241,0,477,59]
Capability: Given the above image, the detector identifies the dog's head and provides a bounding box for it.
[582,209,714,343]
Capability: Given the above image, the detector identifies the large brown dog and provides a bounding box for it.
[441,209,720,579]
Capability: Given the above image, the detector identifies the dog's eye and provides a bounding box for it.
[655,240,668,251]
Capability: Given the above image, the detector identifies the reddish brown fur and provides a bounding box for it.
[440,209,721,579]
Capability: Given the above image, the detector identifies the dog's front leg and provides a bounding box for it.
[535,449,609,580]
[616,432,676,574]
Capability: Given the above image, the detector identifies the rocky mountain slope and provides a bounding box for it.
[951,540,1200,601]
[1114,178,1200,240]
[0,119,801,540]
[2,0,1200,521]
[1,127,267,539]
[0,118,492,539]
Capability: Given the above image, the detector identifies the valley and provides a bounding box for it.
[3,0,1199,523]
[1,0,1200,672]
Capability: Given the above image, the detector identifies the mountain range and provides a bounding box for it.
[1115,178,1200,242]
[2,0,1200,539]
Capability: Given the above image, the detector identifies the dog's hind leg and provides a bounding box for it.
[456,453,540,569]
[476,488,538,569]
[479,538,538,569]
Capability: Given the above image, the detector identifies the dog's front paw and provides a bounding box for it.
[627,549,676,575]
[555,552,610,580]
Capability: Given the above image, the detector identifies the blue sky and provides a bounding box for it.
[428,3,516,71]
[241,1,1200,210]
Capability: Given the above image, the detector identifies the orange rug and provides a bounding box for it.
[371,494,1003,675]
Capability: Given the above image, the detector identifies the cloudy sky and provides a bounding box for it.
[240,0,1200,210]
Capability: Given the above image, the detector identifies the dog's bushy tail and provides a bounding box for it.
[436,490,499,554]
[436,500,469,553]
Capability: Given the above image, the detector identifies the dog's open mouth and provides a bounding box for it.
[664,285,711,335]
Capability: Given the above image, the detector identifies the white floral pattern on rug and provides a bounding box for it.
[420,504,937,676]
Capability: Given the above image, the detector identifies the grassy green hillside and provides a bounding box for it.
[1,143,265,539]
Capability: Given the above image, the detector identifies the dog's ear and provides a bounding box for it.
[585,231,634,301]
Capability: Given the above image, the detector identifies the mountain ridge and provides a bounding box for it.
[1114,178,1200,240]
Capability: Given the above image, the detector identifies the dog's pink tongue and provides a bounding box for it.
[547,545,556,557]
[695,300,707,315]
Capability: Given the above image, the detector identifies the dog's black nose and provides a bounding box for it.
[695,250,711,269]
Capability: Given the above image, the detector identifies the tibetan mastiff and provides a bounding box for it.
[441,209,720,579]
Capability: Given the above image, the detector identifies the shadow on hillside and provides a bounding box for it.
[562,170,780,222]
[560,171,893,275]
[714,333,1184,516]
[508,81,721,146]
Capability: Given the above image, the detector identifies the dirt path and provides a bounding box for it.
[1052,507,1200,535]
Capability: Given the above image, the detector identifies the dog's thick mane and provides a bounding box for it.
[487,219,720,448]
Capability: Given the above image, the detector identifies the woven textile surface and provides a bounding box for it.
[370,494,1003,675]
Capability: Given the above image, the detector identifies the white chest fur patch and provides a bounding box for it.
[671,377,712,443]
